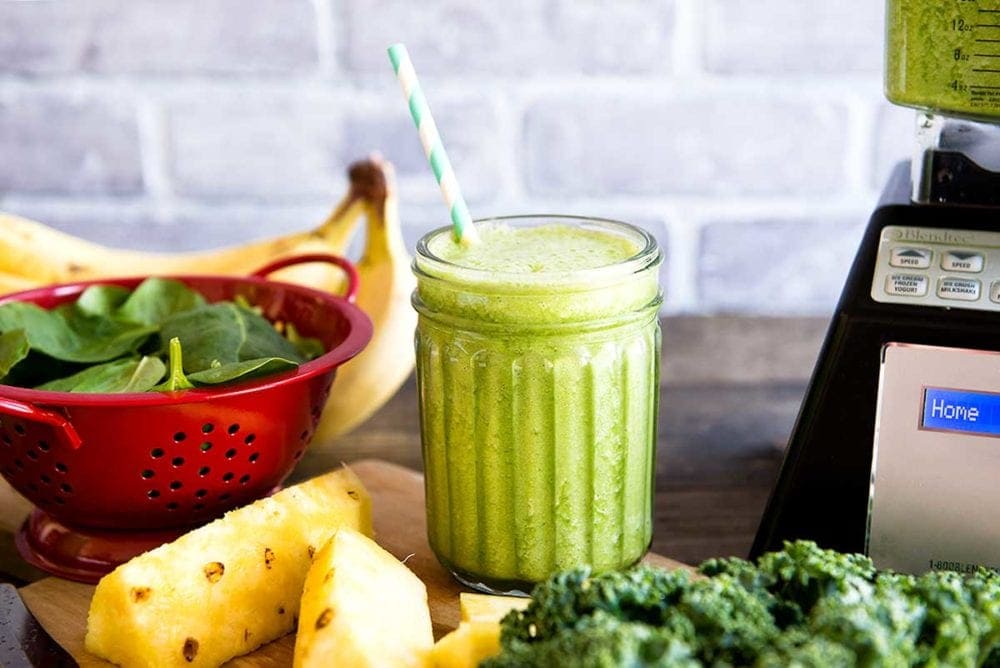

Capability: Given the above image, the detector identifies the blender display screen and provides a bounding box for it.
[921,388,1000,436]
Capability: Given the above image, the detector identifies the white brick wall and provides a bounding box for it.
[0,0,912,315]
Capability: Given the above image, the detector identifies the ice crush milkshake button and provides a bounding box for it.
[889,247,932,269]
[937,277,981,301]
[941,250,984,273]
[886,274,928,297]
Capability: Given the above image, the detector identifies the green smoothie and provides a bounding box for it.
[413,217,662,593]
[887,0,1000,119]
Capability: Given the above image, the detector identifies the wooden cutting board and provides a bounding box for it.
[18,459,691,666]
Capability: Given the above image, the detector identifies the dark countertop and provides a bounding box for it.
[0,316,827,582]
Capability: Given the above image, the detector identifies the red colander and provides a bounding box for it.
[0,254,372,582]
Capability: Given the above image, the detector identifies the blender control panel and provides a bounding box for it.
[872,226,1000,311]
[868,343,1000,574]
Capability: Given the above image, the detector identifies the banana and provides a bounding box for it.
[313,158,417,443]
[0,158,418,441]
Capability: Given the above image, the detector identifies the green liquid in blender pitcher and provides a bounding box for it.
[887,0,1000,119]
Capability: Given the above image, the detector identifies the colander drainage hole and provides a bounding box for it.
[228,424,240,435]
[148,490,160,499]
[198,466,210,476]
[202,423,214,434]
[54,497,65,505]
[151,448,164,459]
[225,448,237,459]
[222,472,234,482]
[14,459,23,470]
[293,449,303,460]
[172,457,185,467]
[195,489,207,498]
[173,432,186,442]
[141,469,154,479]
[14,424,25,436]
[194,503,205,510]
[26,450,38,461]
[249,452,259,463]
[169,481,182,490]
[54,462,67,473]
[239,474,250,484]
[219,493,231,501]
[299,431,307,441]
[40,474,51,485]
[2,434,11,446]
[37,440,49,452]
[59,483,72,494]
[244,434,256,445]
[200,442,212,452]
[166,502,179,511]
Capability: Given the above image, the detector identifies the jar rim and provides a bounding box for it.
[414,215,661,288]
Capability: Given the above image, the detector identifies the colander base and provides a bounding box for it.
[15,509,189,583]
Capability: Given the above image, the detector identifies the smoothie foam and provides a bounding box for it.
[414,218,661,591]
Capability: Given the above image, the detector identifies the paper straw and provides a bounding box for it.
[388,43,479,245]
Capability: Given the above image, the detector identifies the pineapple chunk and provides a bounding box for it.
[85,466,372,668]
[293,527,433,667]
[431,622,502,668]
[459,592,529,624]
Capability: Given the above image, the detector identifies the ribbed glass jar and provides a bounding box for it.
[412,216,662,594]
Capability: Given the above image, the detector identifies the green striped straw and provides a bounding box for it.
[388,43,479,245]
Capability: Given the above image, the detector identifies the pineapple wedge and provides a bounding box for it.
[459,592,529,623]
[293,527,433,667]
[85,466,372,668]
[431,622,503,668]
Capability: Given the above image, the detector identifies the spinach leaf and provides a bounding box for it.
[0,329,29,381]
[0,302,157,363]
[188,357,298,385]
[159,302,305,373]
[153,337,195,392]
[36,355,166,393]
[285,322,325,361]
[235,305,305,363]
[76,285,130,318]
[158,303,243,372]
[118,278,206,326]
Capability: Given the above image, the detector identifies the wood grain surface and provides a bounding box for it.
[19,459,692,666]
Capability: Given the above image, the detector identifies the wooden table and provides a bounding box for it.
[0,316,826,583]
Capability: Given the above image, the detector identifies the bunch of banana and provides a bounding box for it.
[0,157,417,442]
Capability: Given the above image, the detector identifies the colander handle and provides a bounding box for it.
[0,398,83,450]
[251,254,360,304]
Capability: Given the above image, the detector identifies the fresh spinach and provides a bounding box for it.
[159,302,306,373]
[36,356,166,393]
[153,337,195,392]
[118,278,206,326]
[0,329,29,380]
[76,285,131,318]
[188,357,298,385]
[285,322,325,361]
[0,278,325,393]
[0,302,157,363]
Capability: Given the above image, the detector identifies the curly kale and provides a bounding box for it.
[485,541,1000,667]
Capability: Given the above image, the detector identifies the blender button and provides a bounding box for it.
[889,247,932,269]
[991,281,1000,303]
[941,250,984,273]
[885,274,928,297]
[937,277,981,301]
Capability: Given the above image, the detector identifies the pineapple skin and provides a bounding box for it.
[85,466,372,668]
[293,527,433,668]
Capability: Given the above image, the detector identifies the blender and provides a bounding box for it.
[752,0,1000,573]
